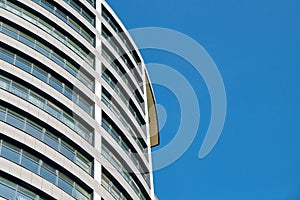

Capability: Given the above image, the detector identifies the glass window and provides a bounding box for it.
[40,0,54,13]
[44,131,59,150]
[22,9,37,24]
[55,9,67,23]
[6,110,25,130]
[16,186,36,200]
[74,188,89,200]
[0,106,6,121]
[35,41,51,57]
[52,29,65,44]
[2,23,18,39]
[21,151,40,174]
[45,101,61,119]
[78,98,91,114]
[82,10,93,25]
[15,55,32,73]
[69,0,81,13]
[49,76,63,93]
[64,87,74,100]
[60,112,75,129]
[75,153,90,173]
[65,61,78,77]
[0,47,14,64]
[1,141,20,163]
[25,121,43,140]
[58,173,73,195]
[0,181,16,200]
[0,75,10,90]
[60,142,75,161]
[37,19,52,34]
[75,184,89,200]
[40,162,56,184]
[28,91,45,109]
[68,18,80,33]
[19,32,35,48]
[32,65,48,83]
[76,123,90,141]
[51,52,65,67]
[11,82,28,100]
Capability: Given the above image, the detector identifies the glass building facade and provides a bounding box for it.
[0,0,159,199]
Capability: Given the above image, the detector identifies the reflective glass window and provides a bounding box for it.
[6,110,24,130]
[40,163,56,184]
[2,23,18,38]
[28,91,45,109]
[0,181,15,199]
[19,32,35,48]
[44,131,59,150]
[58,173,73,195]
[25,121,43,140]
[0,48,14,64]
[16,186,36,200]
[0,106,6,121]
[0,75,10,90]
[15,55,32,73]
[11,82,28,100]
[32,65,48,83]
[1,141,20,163]
[21,151,39,174]
[60,142,75,161]
[49,76,63,93]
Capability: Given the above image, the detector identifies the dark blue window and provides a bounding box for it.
[15,56,32,73]
[58,176,73,195]
[0,182,15,199]
[40,164,56,184]
[1,144,20,163]
[25,121,43,140]
[6,111,24,130]
[21,154,39,174]
[44,132,59,150]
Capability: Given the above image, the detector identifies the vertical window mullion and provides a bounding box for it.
[13,54,16,65]
[4,108,8,122]
[19,149,23,165]
[0,139,2,155]
[55,169,59,186]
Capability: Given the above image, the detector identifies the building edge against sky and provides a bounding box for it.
[0,0,159,199]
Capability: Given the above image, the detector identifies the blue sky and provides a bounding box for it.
[106,0,300,199]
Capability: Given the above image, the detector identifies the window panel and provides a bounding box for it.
[28,91,45,109]
[19,32,35,48]
[6,110,25,130]
[1,142,20,163]
[0,182,15,200]
[40,163,56,184]
[49,76,63,93]
[60,142,75,161]
[0,75,10,90]
[58,173,73,196]
[32,65,48,83]
[15,55,32,73]
[21,151,40,174]
[11,82,28,100]
[25,121,43,140]
[0,47,14,64]
[44,131,59,150]
[0,106,6,121]
[2,23,18,39]
[75,153,90,173]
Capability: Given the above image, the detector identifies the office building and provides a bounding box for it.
[0,0,159,199]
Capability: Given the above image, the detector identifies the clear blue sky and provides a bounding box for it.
[106,0,300,199]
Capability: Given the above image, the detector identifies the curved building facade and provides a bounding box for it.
[0,0,159,199]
